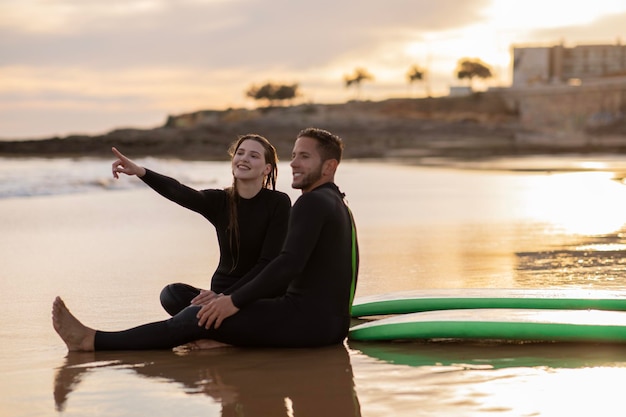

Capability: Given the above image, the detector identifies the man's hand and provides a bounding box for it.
[191,290,218,306]
[197,295,240,329]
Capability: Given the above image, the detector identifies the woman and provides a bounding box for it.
[111,134,291,315]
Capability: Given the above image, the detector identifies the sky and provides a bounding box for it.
[1,0,626,139]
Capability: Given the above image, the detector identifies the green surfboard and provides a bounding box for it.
[351,288,626,317]
[349,308,626,343]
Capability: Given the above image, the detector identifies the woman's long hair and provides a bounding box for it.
[225,134,279,271]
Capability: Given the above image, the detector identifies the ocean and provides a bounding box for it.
[2,155,626,416]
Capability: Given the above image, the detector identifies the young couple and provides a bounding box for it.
[52,127,359,351]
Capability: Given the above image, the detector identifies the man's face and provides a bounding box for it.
[290,136,325,193]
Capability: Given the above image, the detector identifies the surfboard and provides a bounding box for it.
[351,288,626,317]
[349,308,626,343]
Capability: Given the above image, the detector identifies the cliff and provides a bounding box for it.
[1,90,625,162]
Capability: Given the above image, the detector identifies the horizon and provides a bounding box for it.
[1,0,625,140]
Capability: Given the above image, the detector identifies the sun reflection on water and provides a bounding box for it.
[353,164,626,295]
[473,366,626,416]
[516,171,626,236]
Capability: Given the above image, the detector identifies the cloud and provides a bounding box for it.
[522,11,626,45]
[0,0,491,71]
[8,0,622,138]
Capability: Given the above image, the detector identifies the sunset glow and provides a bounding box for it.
[1,0,625,138]
[516,172,626,236]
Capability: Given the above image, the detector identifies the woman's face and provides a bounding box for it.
[231,139,271,183]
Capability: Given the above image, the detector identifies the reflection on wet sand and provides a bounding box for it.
[349,340,626,370]
[54,345,361,416]
[514,225,626,288]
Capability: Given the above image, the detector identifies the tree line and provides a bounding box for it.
[245,57,493,106]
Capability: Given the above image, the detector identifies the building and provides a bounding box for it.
[448,86,472,97]
[512,41,626,87]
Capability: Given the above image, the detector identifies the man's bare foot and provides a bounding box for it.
[178,339,231,351]
[52,297,96,352]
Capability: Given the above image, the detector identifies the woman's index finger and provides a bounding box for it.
[111,147,125,159]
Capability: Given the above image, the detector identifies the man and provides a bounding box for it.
[52,127,359,350]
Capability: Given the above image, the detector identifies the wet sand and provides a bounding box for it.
[3,159,626,416]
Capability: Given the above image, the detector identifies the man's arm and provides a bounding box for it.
[230,191,327,307]
[196,191,329,328]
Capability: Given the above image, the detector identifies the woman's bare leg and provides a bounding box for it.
[51,297,96,352]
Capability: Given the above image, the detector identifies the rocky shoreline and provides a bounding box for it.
[2,94,626,162]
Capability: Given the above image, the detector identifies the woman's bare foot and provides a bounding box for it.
[52,297,96,352]
[178,339,231,351]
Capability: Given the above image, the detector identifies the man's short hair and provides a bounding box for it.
[297,127,343,163]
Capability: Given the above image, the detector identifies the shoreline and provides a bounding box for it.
[3,135,626,163]
[1,95,625,162]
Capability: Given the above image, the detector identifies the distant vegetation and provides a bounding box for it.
[406,64,425,84]
[244,57,494,105]
[245,82,300,106]
[343,67,375,99]
[455,58,493,90]
[406,64,427,96]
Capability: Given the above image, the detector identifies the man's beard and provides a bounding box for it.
[292,165,323,190]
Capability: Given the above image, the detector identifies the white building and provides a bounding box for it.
[512,41,626,87]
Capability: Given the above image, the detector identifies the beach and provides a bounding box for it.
[3,157,626,416]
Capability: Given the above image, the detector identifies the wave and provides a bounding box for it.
[0,157,227,199]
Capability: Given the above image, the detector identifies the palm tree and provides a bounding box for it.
[344,68,374,100]
[406,65,426,97]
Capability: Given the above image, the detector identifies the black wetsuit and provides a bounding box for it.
[95,182,359,349]
[140,169,291,315]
